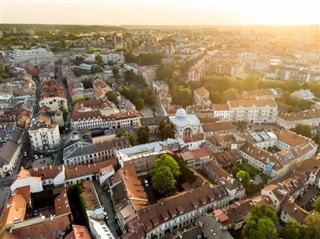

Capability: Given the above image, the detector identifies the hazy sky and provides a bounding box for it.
[1,0,320,25]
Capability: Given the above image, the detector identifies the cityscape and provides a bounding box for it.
[0,1,319,239]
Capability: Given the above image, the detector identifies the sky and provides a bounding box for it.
[1,0,320,26]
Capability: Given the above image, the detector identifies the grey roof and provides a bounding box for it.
[63,140,94,160]
[0,140,19,167]
[10,127,23,143]
[140,116,170,126]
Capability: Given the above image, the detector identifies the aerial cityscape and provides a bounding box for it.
[0,1,319,239]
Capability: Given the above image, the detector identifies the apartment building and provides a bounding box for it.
[39,79,68,111]
[13,48,54,65]
[193,87,211,106]
[277,109,320,130]
[213,99,278,123]
[70,99,141,130]
[29,113,61,152]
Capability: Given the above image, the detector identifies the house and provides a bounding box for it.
[211,150,243,168]
[65,159,116,185]
[277,109,320,130]
[0,186,31,228]
[280,197,309,224]
[8,188,73,239]
[108,164,149,233]
[202,121,237,138]
[213,195,272,230]
[30,165,65,188]
[194,87,211,106]
[0,140,21,178]
[11,168,43,193]
[177,148,212,169]
[39,79,68,111]
[297,158,320,188]
[92,78,112,99]
[212,104,230,121]
[127,184,230,239]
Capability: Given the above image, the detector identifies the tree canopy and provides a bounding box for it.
[137,125,150,144]
[106,91,118,105]
[280,220,303,239]
[154,154,181,178]
[236,170,250,183]
[303,212,320,239]
[242,205,278,239]
[291,124,312,138]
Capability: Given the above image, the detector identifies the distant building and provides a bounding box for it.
[290,89,315,100]
[277,109,320,130]
[193,87,211,106]
[13,48,54,66]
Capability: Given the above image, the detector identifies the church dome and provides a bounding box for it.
[175,108,187,118]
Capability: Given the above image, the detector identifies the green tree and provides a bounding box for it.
[280,220,303,239]
[303,212,320,239]
[91,64,104,74]
[236,170,249,183]
[106,91,118,105]
[222,88,240,103]
[291,124,312,138]
[132,98,144,110]
[96,54,104,67]
[158,121,175,140]
[137,125,150,144]
[313,196,320,212]
[242,205,278,239]
[107,60,114,66]
[117,130,136,145]
[151,165,176,194]
[112,66,119,78]
[154,154,181,178]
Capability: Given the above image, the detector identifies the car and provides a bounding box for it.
[34,155,39,159]
[23,152,27,157]
[144,179,149,187]
[32,209,39,217]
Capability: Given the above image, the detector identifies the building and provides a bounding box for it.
[212,104,230,121]
[70,99,141,130]
[64,160,115,185]
[65,225,92,239]
[0,140,21,178]
[290,89,315,100]
[8,188,73,239]
[29,113,61,152]
[39,79,68,111]
[241,88,282,100]
[280,197,309,224]
[277,109,320,130]
[116,139,183,175]
[297,158,320,189]
[13,48,54,66]
[92,78,113,99]
[108,164,149,233]
[140,116,170,134]
[126,183,230,239]
[152,81,169,94]
[11,168,43,193]
[30,165,65,188]
[194,87,211,106]
[169,108,203,138]
[63,137,130,167]
[178,148,212,169]
[202,121,237,138]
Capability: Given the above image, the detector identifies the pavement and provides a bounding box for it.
[139,106,154,118]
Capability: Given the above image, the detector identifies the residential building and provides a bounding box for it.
[213,195,272,230]
[280,197,309,224]
[39,79,68,111]
[178,148,212,169]
[297,158,320,189]
[277,109,320,130]
[30,165,65,188]
[29,113,61,152]
[0,140,21,178]
[211,150,243,168]
[11,168,43,193]
[8,188,73,239]
[241,88,282,100]
[212,104,230,121]
[92,78,112,99]
[63,137,130,167]
[65,160,116,185]
[152,81,169,94]
[70,99,141,130]
[193,87,211,106]
[126,183,230,239]
[202,121,237,138]
[108,164,149,233]
[169,108,203,138]
[13,48,54,66]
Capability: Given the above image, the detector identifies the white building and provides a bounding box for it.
[29,114,61,152]
[277,109,320,130]
[30,165,65,188]
[0,140,21,178]
[11,168,43,193]
[101,52,124,64]
[39,79,68,111]
[13,48,54,66]
[213,99,278,123]
[169,108,203,138]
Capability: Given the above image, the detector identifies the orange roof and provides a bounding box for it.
[65,225,92,239]
[213,104,229,111]
[228,99,277,108]
[0,186,30,227]
[194,87,209,98]
[54,188,71,216]
[16,168,41,181]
